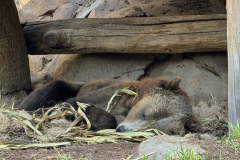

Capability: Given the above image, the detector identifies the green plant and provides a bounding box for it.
[219,121,240,152]
[228,121,240,140]
[136,154,151,160]
[142,155,150,160]
[127,152,153,160]
[164,145,207,160]
[59,156,70,160]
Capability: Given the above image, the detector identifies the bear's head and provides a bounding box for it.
[116,77,193,134]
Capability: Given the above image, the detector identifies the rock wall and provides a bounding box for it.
[87,0,226,18]
[46,52,227,105]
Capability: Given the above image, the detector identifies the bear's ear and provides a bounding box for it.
[155,77,171,89]
[169,77,181,89]
[155,77,181,90]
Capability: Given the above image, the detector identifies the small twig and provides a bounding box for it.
[53,146,61,158]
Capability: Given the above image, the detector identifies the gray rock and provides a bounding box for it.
[150,53,228,104]
[50,53,154,82]
[131,135,205,160]
[87,0,226,18]
[53,2,79,20]
[29,55,55,72]
[18,0,84,21]
[28,55,55,88]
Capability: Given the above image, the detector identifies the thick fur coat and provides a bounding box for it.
[19,77,202,135]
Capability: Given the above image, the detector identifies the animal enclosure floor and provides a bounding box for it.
[0,138,239,160]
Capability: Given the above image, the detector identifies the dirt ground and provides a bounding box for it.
[0,138,239,160]
[0,141,137,160]
[0,0,232,160]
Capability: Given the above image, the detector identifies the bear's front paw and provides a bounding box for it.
[76,101,117,131]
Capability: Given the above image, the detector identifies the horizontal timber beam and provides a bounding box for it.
[22,14,227,55]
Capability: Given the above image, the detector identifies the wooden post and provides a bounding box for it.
[227,1,240,126]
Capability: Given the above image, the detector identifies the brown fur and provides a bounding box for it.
[115,77,200,135]
[19,77,202,135]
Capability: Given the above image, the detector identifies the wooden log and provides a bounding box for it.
[0,0,31,95]
[227,1,240,126]
[23,14,227,55]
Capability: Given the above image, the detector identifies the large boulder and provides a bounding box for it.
[150,53,228,104]
[46,53,154,82]
[131,135,206,159]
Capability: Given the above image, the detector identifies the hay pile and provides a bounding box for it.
[0,109,32,143]
[0,103,160,150]
[0,107,72,143]
[192,97,228,137]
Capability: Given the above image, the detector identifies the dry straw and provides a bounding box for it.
[0,87,162,150]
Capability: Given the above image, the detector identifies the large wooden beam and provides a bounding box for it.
[23,14,227,55]
[227,1,240,126]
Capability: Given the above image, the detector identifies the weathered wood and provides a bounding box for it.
[227,1,240,126]
[23,14,227,55]
[0,0,31,95]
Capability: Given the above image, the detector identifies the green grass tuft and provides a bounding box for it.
[164,145,207,160]
[228,121,240,140]
[218,120,240,152]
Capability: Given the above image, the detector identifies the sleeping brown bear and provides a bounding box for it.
[19,77,202,135]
